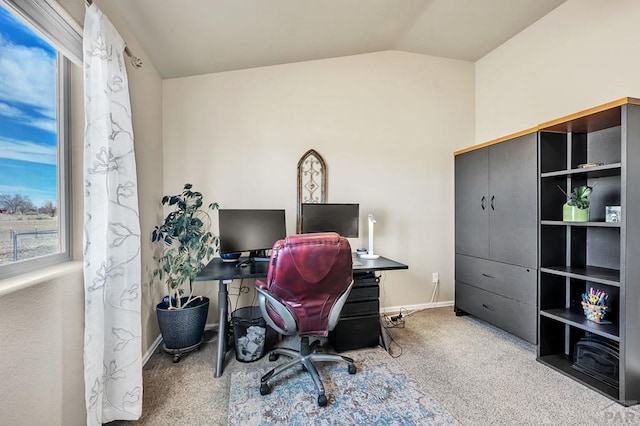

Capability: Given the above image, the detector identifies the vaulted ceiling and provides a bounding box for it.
[60,0,567,79]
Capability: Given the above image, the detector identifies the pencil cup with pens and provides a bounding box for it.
[581,288,608,323]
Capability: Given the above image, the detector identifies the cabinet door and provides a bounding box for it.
[455,148,489,258]
[488,133,538,268]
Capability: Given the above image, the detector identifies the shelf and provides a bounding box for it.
[537,99,640,406]
[540,266,620,286]
[541,220,621,228]
[540,163,621,178]
[537,354,619,401]
[540,308,619,341]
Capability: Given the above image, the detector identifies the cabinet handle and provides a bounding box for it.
[482,303,496,311]
[481,196,486,210]
[481,273,495,279]
[491,195,495,210]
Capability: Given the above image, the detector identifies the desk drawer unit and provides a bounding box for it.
[331,272,382,352]
[455,281,536,343]
[455,254,536,304]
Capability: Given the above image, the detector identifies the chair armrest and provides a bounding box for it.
[255,279,268,290]
[255,285,298,335]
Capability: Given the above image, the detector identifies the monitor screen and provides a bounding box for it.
[300,203,359,238]
[218,209,287,255]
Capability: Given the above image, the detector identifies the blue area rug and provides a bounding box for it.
[228,348,459,425]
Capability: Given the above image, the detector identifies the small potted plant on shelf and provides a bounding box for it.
[151,183,219,362]
[559,184,593,222]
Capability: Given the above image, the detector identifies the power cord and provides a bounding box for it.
[383,327,403,358]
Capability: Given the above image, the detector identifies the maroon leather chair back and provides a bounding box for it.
[262,232,353,337]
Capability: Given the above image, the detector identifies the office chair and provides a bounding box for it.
[254,232,356,407]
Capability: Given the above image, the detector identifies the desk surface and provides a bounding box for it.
[195,253,408,282]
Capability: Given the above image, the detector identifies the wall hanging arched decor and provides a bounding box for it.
[297,149,327,232]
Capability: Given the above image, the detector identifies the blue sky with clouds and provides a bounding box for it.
[0,4,57,208]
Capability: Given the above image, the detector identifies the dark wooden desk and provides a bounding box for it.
[195,254,408,377]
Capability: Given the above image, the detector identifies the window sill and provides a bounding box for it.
[0,261,83,297]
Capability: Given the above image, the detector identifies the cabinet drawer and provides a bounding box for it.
[456,281,536,343]
[353,273,379,287]
[455,254,536,304]
[348,285,379,302]
[340,300,379,317]
[329,314,380,352]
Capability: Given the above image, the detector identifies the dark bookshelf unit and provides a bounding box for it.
[537,98,640,406]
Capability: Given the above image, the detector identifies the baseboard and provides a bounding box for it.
[142,323,219,367]
[142,305,452,366]
[142,333,163,366]
[380,300,454,315]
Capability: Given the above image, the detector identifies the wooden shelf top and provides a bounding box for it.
[454,127,538,156]
[455,97,640,156]
[539,97,640,133]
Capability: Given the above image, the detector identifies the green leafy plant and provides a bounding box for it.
[151,183,219,309]
[558,185,593,210]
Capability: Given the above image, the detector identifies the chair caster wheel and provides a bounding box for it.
[172,354,181,363]
[317,394,328,407]
[348,364,356,374]
[260,383,271,395]
[269,353,279,362]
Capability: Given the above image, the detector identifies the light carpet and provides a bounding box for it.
[228,347,460,425]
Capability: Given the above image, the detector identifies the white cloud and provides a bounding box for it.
[0,102,22,117]
[25,116,56,132]
[0,33,56,117]
[0,136,56,165]
[0,101,56,132]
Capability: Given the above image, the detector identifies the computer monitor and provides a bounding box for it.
[300,203,359,238]
[218,209,287,257]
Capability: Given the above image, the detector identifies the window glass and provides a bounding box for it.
[0,3,69,273]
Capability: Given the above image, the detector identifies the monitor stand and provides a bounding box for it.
[249,250,270,262]
[235,250,271,268]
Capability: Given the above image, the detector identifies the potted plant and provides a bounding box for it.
[151,183,219,361]
[559,184,593,222]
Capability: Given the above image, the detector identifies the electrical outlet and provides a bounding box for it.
[432,272,439,283]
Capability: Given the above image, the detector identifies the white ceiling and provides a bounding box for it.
[61,0,567,79]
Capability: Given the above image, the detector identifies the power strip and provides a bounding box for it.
[383,313,405,328]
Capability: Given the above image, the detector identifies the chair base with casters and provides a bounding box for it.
[259,336,356,407]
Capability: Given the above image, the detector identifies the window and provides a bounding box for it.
[0,0,79,278]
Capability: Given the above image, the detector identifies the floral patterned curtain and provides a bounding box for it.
[83,4,142,424]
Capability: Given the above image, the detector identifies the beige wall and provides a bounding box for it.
[476,0,640,143]
[163,50,475,312]
[0,1,163,424]
[7,0,639,423]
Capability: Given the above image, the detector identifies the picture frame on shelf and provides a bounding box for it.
[606,206,621,223]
